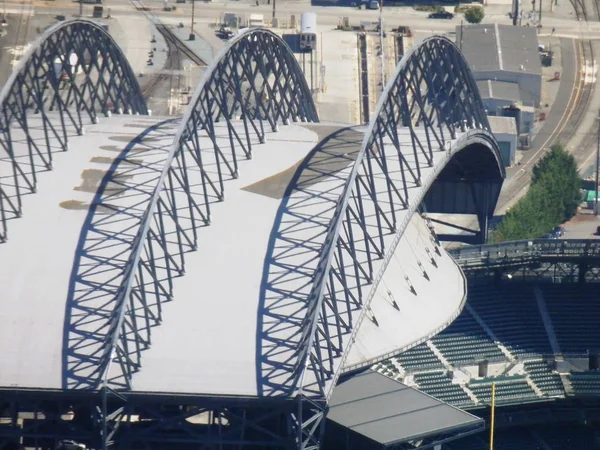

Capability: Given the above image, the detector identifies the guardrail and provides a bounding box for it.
[449,239,600,268]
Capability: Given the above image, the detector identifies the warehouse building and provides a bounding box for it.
[457,24,542,108]
[477,79,536,142]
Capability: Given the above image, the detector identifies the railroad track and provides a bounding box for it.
[129,0,207,113]
[564,0,600,175]
[570,0,588,20]
[557,40,594,145]
[157,23,206,67]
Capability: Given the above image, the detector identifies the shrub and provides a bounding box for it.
[414,5,442,12]
[464,6,484,23]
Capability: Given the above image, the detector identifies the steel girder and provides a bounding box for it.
[292,37,505,401]
[62,119,178,391]
[450,239,600,283]
[0,389,300,450]
[0,19,148,243]
[92,28,317,394]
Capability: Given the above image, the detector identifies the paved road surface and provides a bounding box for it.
[10,0,600,38]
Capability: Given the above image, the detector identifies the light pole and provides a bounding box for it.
[379,0,385,91]
[272,0,276,21]
[189,0,195,40]
[594,117,600,215]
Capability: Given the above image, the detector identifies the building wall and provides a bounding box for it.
[494,131,517,167]
[499,107,535,138]
[482,98,514,116]
[473,70,541,107]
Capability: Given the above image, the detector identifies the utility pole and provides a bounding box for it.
[539,0,543,24]
[379,0,385,90]
[512,0,519,25]
[189,0,196,40]
[79,0,83,17]
[272,0,276,21]
[595,113,600,215]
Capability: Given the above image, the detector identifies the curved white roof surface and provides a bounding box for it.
[0,117,466,397]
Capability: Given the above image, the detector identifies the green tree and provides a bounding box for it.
[491,143,581,242]
[464,7,485,24]
[532,144,581,221]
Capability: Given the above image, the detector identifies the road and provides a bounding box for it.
[9,0,600,38]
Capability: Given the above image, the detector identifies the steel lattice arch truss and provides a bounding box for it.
[67,28,320,393]
[0,24,507,450]
[0,20,147,243]
[275,36,505,402]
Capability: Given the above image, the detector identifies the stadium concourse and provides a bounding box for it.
[0,19,509,450]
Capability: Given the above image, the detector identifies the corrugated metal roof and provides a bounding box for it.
[328,370,484,446]
[488,115,518,135]
[457,24,542,76]
[476,80,521,102]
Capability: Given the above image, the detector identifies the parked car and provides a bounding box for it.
[216,25,235,40]
[552,226,565,237]
[428,10,454,19]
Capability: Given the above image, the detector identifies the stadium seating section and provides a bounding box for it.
[523,360,564,397]
[468,283,553,356]
[375,280,600,409]
[369,278,600,449]
[430,310,506,366]
[541,284,600,354]
[412,371,473,406]
[570,370,600,396]
[392,344,443,371]
[468,375,537,404]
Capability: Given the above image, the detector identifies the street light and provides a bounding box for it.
[594,116,600,216]
[379,0,385,90]
[189,0,196,40]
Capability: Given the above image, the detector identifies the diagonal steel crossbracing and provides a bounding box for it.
[89,28,318,394]
[0,19,147,244]
[292,37,505,402]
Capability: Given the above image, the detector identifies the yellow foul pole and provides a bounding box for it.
[489,382,496,450]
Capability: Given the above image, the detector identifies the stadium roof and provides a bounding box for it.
[343,211,466,371]
[456,24,542,76]
[0,116,468,397]
[328,370,484,447]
